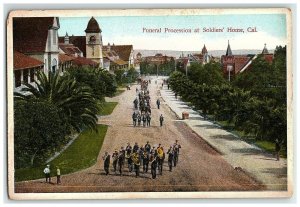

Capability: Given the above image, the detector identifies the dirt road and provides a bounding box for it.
[15,78,265,193]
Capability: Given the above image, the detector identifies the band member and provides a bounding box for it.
[133,142,139,153]
[132,152,141,177]
[143,150,150,173]
[112,150,119,173]
[118,150,125,175]
[150,146,157,156]
[167,146,174,172]
[102,152,110,175]
[150,155,157,179]
[157,144,165,175]
[173,140,182,164]
[144,141,151,153]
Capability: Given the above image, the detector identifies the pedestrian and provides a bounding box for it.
[112,150,118,173]
[159,114,164,127]
[167,146,174,172]
[156,99,161,109]
[102,152,110,175]
[43,164,51,183]
[167,84,170,90]
[132,112,137,127]
[150,155,157,179]
[175,93,177,99]
[56,166,61,184]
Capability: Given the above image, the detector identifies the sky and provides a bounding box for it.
[59,14,287,51]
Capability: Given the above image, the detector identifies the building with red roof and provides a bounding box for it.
[13,51,44,89]
[221,41,274,81]
[13,17,60,74]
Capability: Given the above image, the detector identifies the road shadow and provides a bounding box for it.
[230,147,263,155]
[193,124,219,129]
[261,167,288,179]
[211,134,237,141]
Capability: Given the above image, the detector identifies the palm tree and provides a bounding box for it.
[14,71,98,132]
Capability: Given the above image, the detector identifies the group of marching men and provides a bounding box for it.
[132,80,164,127]
[102,140,181,179]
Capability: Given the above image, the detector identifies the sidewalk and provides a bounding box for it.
[160,86,288,191]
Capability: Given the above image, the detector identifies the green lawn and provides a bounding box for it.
[15,125,108,182]
[98,102,118,116]
[255,140,287,158]
[214,120,287,157]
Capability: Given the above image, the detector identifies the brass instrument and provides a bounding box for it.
[157,147,164,159]
[131,152,140,166]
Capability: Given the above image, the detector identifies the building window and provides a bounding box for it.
[23,69,29,84]
[53,30,57,44]
[52,58,57,73]
[30,69,35,82]
[15,70,21,87]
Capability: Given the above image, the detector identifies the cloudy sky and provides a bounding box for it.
[59,14,287,51]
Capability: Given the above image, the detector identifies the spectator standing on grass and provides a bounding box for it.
[275,139,283,161]
[43,164,51,183]
[56,166,61,184]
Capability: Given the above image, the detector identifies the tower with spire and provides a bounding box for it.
[225,40,233,56]
[201,44,209,63]
[262,43,269,54]
[64,32,69,44]
[85,17,103,68]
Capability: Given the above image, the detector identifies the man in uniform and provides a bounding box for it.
[159,114,164,127]
[118,149,125,175]
[173,140,182,164]
[156,98,161,109]
[167,146,174,172]
[146,113,151,127]
[142,114,147,127]
[132,112,137,127]
[112,150,119,173]
[102,152,110,175]
[132,151,140,177]
[144,141,151,153]
[137,113,141,126]
[133,142,139,153]
[143,149,149,173]
[150,154,157,179]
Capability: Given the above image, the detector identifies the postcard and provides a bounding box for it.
[7,8,292,199]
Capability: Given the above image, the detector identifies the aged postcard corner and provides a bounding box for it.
[7,8,292,200]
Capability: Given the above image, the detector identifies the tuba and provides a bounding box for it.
[132,152,140,166]
[157,147,164,159]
